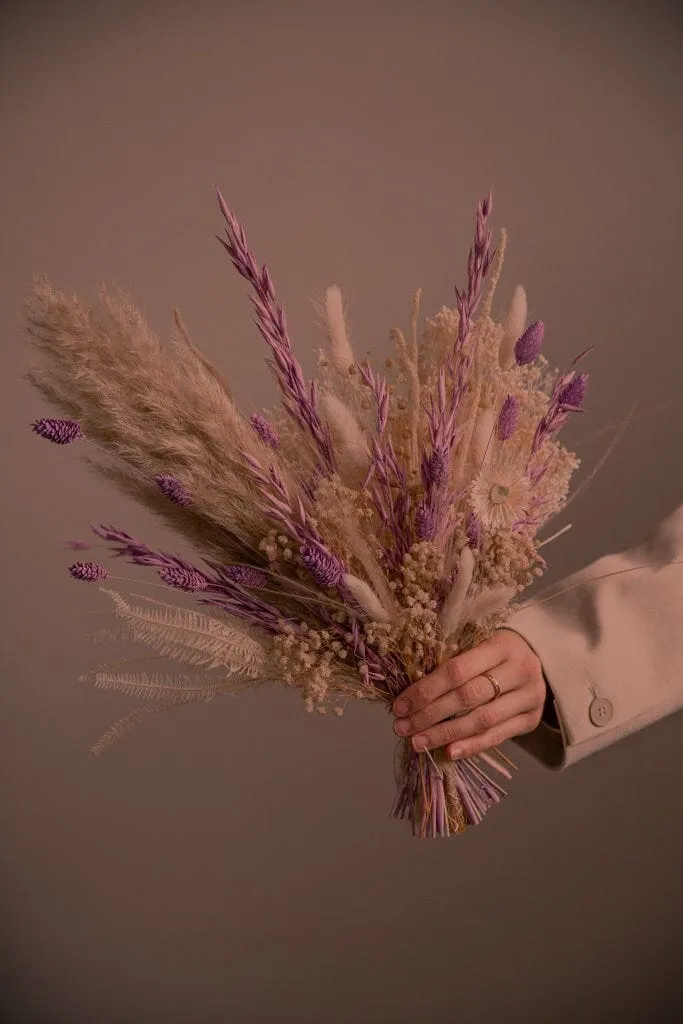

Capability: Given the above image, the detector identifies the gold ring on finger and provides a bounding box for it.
[482,671,501,703]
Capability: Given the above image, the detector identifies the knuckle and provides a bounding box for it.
[412,681,432,708]
[487,728,506,748]
[411,706,436,732]
[458,681,481,709]
[445,657,465,687]
[478,706,498,732]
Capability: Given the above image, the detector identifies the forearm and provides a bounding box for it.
[503,504,683,769]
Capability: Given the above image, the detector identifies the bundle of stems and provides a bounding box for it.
[23,187,590,836]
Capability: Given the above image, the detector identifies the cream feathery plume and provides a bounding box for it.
[390,326,421,476]
[342,573,393,623]
[480,227,508,323]
[337,521,398,616]
[323,285,355,374]
[438,545,475,640]
[459,584,517,626]
[470,407,496,471]
[21,276,295,554]
[409,287,422,362]
[170,305,234,401]
[498,285,527,370]
[320,391,369,483]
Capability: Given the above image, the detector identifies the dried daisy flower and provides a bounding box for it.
[469,457,533,531]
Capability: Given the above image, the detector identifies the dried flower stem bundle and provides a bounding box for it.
[24,187,593,838]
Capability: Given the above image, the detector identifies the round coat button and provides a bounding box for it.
[589,697,613,727]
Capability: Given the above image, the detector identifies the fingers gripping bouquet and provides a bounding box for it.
[24,188,588,838]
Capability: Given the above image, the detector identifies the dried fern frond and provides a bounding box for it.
[100,587,271,675]
[82,668,260,700]
[89,692,212,756]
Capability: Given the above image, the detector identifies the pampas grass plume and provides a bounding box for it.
[342,573,392,623]
[323,285,355,374]
[320,391,369,482]
[438,545,475,640]
[498,285,527,370]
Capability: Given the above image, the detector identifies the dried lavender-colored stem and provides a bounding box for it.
[215,190,335,471]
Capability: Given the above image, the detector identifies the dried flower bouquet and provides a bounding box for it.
[23,188,590,837]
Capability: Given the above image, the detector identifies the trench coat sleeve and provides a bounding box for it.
[500,503,683,769]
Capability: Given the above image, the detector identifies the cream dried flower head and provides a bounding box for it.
[469,456,532,531]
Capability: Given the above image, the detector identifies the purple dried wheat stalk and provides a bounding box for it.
[527,351,590,466]
[465,511,484,549]
[91,523,292,633]
[240,450,347,588]
[215,190,335,471]
[250,413,280,449]
[155,474,193,507]
[416,193,496,547]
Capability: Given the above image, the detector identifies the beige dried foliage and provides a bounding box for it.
[98,587,271,671]
[21,276,292,557]
[22,208,587,743]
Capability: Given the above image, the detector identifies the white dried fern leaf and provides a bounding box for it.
[83,668,258,701]
[89,692,210,756]
[100,587,268,674]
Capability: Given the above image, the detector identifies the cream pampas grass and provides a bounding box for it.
[498,285,527,370]
[320,391,369,483]
[322,284,356,374]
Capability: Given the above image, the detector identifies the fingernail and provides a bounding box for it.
[394,699,409,716]
[450,746,464,760]
[393,719,411,737]
[413,735,427,751]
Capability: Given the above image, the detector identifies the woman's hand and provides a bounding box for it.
[391,629,547,760]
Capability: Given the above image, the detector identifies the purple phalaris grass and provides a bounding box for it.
[32,418,83,444]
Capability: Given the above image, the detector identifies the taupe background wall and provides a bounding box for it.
[2,1,682,1022]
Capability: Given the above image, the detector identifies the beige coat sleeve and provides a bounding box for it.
[501,503,683,770]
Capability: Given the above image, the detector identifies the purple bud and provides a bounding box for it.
[465,512,484,550]
[299,544,344,589]
[158,567,208,592]
[558,372,588,410]
[514,321,544,366]
[32,418,84,444]
[496,394,518,441]
[223,565,269,588]
[155,474,193,507]
[69,561,108,582]
[425,448,449,487]
[250,413,280,449]
[415,500,437,542]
